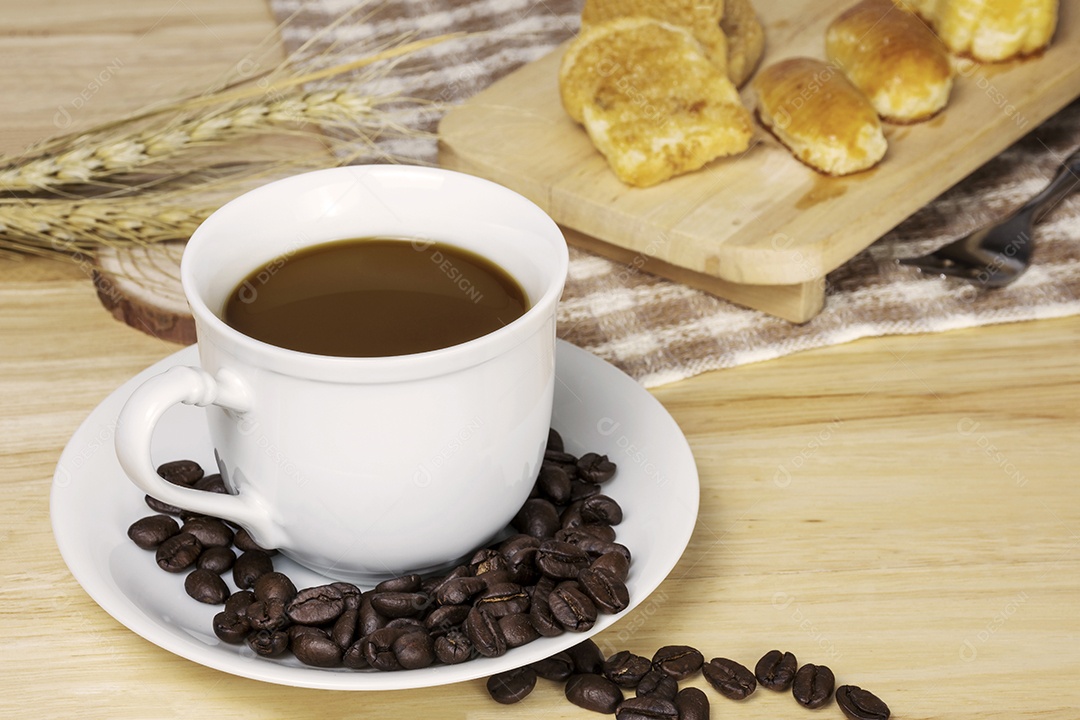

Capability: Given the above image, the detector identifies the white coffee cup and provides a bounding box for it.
[115,165,568,582]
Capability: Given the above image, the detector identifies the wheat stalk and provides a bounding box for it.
[0,197,212,257]
[0,88,404,193]
[0,28,458,258]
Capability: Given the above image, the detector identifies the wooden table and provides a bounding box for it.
[2,1,1078,718]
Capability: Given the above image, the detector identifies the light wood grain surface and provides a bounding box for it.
[2,1,1079,719]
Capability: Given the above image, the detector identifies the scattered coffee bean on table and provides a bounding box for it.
[836,685,891,720]
[792,662,836,709]
[703,656,757,700]
[565,672,624,714]
[125,429,630,675]
[756,649,798,691]
[486,666,537,704]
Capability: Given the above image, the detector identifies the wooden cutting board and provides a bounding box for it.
[438,0,1080,321]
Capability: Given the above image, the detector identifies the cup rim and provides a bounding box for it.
[180,165,568,383]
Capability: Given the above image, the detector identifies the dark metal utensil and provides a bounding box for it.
[899,146,1080,288]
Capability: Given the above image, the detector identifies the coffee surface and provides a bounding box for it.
[223,238,528,357]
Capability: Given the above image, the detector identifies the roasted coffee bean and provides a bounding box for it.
[212,611,250,644]
[330,607,359,649]
[157,459,204,486]
[512,498,561,539]
[636,670,678,701]
[487,666,537,704]
[288,624,326,641]
[362,626,408,671]
[232,549,274,590]
[184,568,230,604]
[581,494,623,525]
[386,617,426,633]
[425,604,471,634]
[499,533,540,556]
[755,649,797,691]
[128,514,180,550]
[223,590,256,617]
[702,657,757,700]
[465,607,507,658]
[617,696,679,720]
[434,575,487,606]
[499,612,540,648]
[247,598,289,631]
[536,540,590,579]
[155,532,202,572]
[836,685,890,720]
[591,551,630,583]
[504,547,540,586]
[557,526,617,548]
[569,481,602,502]
[531,651,575,681]
[193,473,227,494]
[144,494,183,515]
[286,584,345,625]
[674,687,710,720]
[253,571,296,603]
[565,673,624,714]
[324,581,359,610]
[577,452,617,483]
[247,629,288,657]
[603,650,653,688]
[369,591,429,618]
[528,577,564,637]
[544,449,578,465]
[393,629,435,670]
[547,428,565,452]
[560,499,585,529]
[291,630,344,667]
[359,593,387,635]
[537,464,572,504]
[374,573,422,593]
[180,516,233,547]
[342,639,371,670]
[434,629,473,665]
[196,545,236,573]
[566,638,606,674]
[549,581,597,632]
[470,548,508,576]
[233,526,275,554]
[475,583,530,618]
[652,644,704,680]
[792,663,834,709]
[578,567,630,613]
[477,569,515,590]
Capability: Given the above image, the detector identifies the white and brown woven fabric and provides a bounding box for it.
[269,0,1080,387]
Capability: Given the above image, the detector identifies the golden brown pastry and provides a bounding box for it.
[754,57,887,176]
[580,0,730,78]
[896,0,1058,61]
[721,0,766,87]
[827,0,954,123]
[560,17,753,187]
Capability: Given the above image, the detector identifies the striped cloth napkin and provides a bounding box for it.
[269,0,1080,387]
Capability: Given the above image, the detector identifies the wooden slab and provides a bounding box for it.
[438,0,1080,321]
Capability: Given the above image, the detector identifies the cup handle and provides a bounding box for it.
[115,365,272,541]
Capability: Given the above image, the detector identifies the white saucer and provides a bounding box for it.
[50,340,699,691]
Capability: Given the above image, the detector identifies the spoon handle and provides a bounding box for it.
[1027,146,1080,224]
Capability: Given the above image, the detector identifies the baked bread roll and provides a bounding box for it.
[581,0,730,78]
[897,0,1058,61]
[827,0,954,123]
[754,57,887,176]
[560,17,753,187]
[721,0,766,87]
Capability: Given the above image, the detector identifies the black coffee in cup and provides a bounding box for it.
[223,237,529,357]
